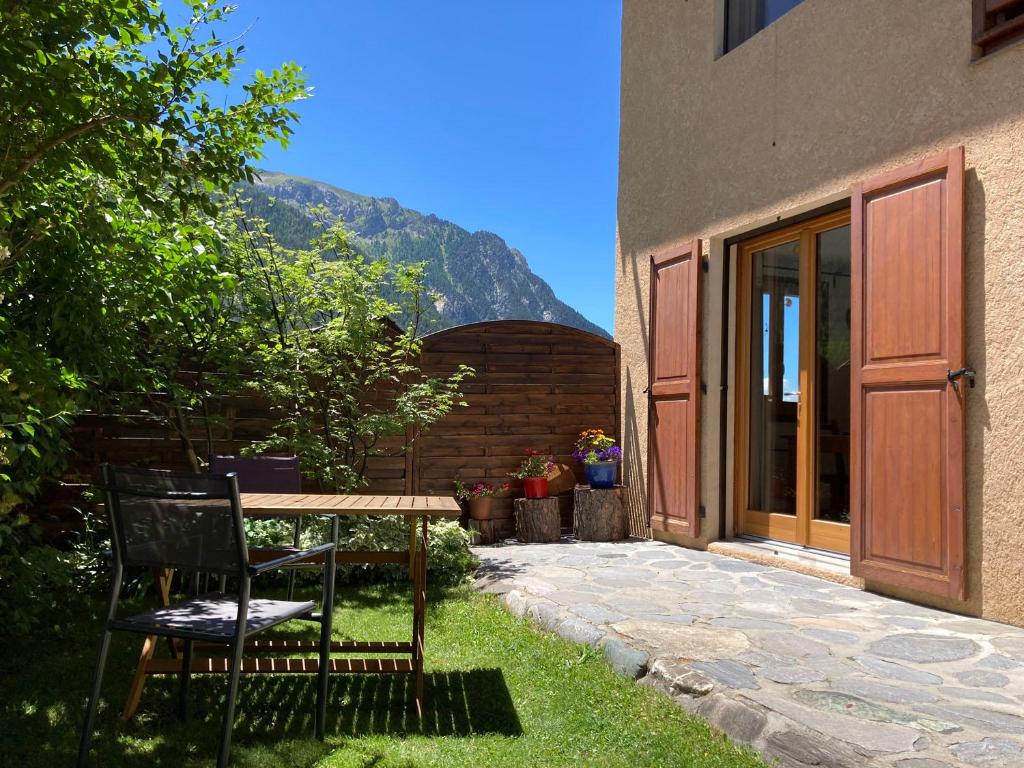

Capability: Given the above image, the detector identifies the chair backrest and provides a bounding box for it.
[103,465,248,576]
[209,455,302,494]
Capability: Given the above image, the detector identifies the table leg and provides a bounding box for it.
[413,516,428,715]
[122,568,173,720]
[411,517,421,667]
[408,519,417,577]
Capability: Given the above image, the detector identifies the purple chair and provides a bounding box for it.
[209,455,302,494]
[210,456,305,600]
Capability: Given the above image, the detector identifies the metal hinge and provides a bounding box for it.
[702,256,710,273]
[699,505,706,519]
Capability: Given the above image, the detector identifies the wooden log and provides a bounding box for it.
[513,497,561,543]
[468,519,500,546]
[556,493,574,532]
[573,485,627,541]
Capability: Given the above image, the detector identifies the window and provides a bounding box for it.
[973,0,1024,58]
[735,210,853,554]
[723,0,804,53]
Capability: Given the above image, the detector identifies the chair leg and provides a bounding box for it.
[286,516,303,601]
[315,598,334,739]
[76,629,113,768]
[316,517,338,740]
[217,637,245,768]
[178,639,194,720]
[219,578,250,768]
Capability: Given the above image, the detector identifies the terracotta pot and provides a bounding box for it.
[523,477,548,499]
[468,496,494,521]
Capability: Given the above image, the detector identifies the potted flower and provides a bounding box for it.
[573,428,623,489]
[454,480,510,520]
[509,450,554,498]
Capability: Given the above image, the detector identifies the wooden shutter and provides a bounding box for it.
[850,147,967,600]
[648,241,701,538]
[973,0,1024,58]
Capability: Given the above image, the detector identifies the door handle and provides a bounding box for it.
[947,367,976,391]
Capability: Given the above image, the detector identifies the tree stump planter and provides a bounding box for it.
[513,497,561,543]
[468,519,500,545]
[573,485,627,541]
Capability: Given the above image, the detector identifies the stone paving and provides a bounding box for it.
[473,538,1024,768]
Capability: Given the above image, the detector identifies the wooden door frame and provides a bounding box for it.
[734,209,851,553]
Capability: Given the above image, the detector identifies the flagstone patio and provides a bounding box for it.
[473,539,1024,768]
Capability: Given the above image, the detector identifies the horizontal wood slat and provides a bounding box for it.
[247,548,415,565]
[241,493,460,519]
[974,0,1024,54]
[191,639,413,654]
[975,12,1024,45]
[145,657,415,674]
[31,321,619,535]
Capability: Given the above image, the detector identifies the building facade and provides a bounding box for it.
[615,0,1024,626]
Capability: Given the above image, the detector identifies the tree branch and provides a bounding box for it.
[0,114,139,196]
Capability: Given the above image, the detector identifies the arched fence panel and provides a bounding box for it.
[415,321,620,538]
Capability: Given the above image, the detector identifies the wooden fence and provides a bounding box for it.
[414,321,620,537]
[34,320,620,541]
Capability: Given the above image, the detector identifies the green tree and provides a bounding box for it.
[0,0,307,484]
[0,0,307,632]
[231,204,473,494]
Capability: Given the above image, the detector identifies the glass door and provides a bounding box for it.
[735,211,851,553]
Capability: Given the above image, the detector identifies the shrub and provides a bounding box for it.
[245,514,477,587]
[0,528,74,636]
[342,516,478,586]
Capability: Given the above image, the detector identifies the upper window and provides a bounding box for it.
[973,0,1024,58]
[724,0,804,53]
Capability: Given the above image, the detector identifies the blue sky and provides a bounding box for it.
[196,1,622,333]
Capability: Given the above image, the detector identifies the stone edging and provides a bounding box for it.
[500,588,888,767]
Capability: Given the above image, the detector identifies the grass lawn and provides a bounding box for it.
[1,582,765,767]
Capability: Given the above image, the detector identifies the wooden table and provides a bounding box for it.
[121,493,461,719]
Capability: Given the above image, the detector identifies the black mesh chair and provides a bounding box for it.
[210,455,305,600]
[77,465,337,768]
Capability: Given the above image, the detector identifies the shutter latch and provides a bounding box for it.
[947,367,976,391]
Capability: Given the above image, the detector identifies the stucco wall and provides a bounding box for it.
[615,0,1024,624]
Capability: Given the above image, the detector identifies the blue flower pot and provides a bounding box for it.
[585,461,617,489]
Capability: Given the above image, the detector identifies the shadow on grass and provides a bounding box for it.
[6,668,521,767]
[1,584,521,767]
[231,668,522,738]
[340,669,522,737]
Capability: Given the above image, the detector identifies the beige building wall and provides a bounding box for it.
[615,0,1024,625]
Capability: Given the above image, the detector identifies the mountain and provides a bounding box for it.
[244,170,610,338]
